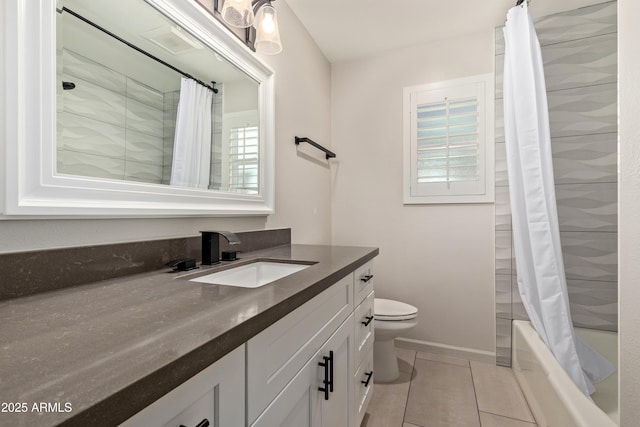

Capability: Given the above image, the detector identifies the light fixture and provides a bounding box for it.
[253,3,282,55]
[221,0,254,28]
[219,0,282,55]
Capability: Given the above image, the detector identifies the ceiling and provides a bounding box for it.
[62,0,254,92]
[284,0,609,63]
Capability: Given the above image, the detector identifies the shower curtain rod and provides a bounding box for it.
[59,7,219,94]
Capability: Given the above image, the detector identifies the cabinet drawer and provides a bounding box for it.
[354,260,374,306]
[158,389,213,427]
[353,290,375,371]
[247,274,353,424]
[352,349,374,427]
[120,345,244,427]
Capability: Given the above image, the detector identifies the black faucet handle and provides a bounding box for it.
[221,251,238,261]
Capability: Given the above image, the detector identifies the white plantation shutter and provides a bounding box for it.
[228,125,259,192]
[404,74,494,204]
[416,97,479,183]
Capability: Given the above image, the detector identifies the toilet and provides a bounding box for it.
[373,298,419,383]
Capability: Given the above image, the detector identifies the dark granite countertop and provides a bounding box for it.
[0,244,378,427]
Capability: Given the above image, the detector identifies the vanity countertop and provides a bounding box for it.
[0,244,378,427]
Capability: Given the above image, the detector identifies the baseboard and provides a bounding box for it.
[395,337,496,364]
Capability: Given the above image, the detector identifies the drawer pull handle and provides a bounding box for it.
[361,371,373,387]
[361,316,374,326]
[318,351,334,401]
[179,419,209,427]
[360,274,374,283]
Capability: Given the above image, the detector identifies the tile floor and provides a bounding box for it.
[362,348,537,427]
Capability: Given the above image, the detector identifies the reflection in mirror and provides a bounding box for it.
[56,0,260,194]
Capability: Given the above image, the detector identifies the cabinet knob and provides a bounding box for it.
[360,274,374,283]
[361,371,373,387]
[361,316,374,326]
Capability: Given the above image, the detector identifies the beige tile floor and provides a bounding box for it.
[362,348,537,427]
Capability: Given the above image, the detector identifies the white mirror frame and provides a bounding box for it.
[0,0,275,218]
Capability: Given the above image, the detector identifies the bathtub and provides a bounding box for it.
[511,320,618,426]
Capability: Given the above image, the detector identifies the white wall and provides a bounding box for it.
[262,2,332,245]
[331,32,496,353]
[223,79,258,114]
[618,0,640,423]
[0,0,332,254]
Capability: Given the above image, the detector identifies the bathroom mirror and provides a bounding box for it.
[1,0,275,217]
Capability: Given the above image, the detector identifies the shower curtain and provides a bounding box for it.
[170,77,213,189]
[502,3,614,396]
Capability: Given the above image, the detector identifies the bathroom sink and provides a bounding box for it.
[189,261,312,288]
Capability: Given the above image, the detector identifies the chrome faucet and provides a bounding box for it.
[200,231,241,265]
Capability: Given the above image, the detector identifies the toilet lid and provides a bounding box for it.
[374,298,418,321]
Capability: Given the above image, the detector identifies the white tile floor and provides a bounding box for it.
[362,348,537,427]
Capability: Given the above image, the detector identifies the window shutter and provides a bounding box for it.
[403,74,494,204]
[228,125,259,192]
[416,97,479,184]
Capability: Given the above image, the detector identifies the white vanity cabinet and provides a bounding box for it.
[120,259,376,427]
[248,260,376,427]
[120,345,244,427]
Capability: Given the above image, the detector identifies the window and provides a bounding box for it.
[403,74,494,204]
[221,110,259,194]
[228,125,259,192]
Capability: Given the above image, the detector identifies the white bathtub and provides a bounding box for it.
[511,320,618,426]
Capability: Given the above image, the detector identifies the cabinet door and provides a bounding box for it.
[120,346,244,427]
[247,274,353,424]
[251,314,354,427]
[250,360,322,427]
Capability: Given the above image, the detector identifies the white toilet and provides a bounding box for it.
[373,298,419,383]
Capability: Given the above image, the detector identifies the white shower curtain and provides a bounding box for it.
[503,3,614,396]
[170,77,213,189]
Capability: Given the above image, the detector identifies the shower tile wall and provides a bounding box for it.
[211,84,224,190]
[162,91,179,185]
[57,49,165,183]
[494,1,617,366]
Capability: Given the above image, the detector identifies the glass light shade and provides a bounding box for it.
[221,0,255,28]
[254,4,282,54]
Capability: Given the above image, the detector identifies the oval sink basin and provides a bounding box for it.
[190,261,312,288]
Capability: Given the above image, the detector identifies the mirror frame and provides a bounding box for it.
[0,0,275,217]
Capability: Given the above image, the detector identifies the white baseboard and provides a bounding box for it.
[395,337,496,364]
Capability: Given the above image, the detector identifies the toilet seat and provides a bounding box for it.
[374,298,418,321]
